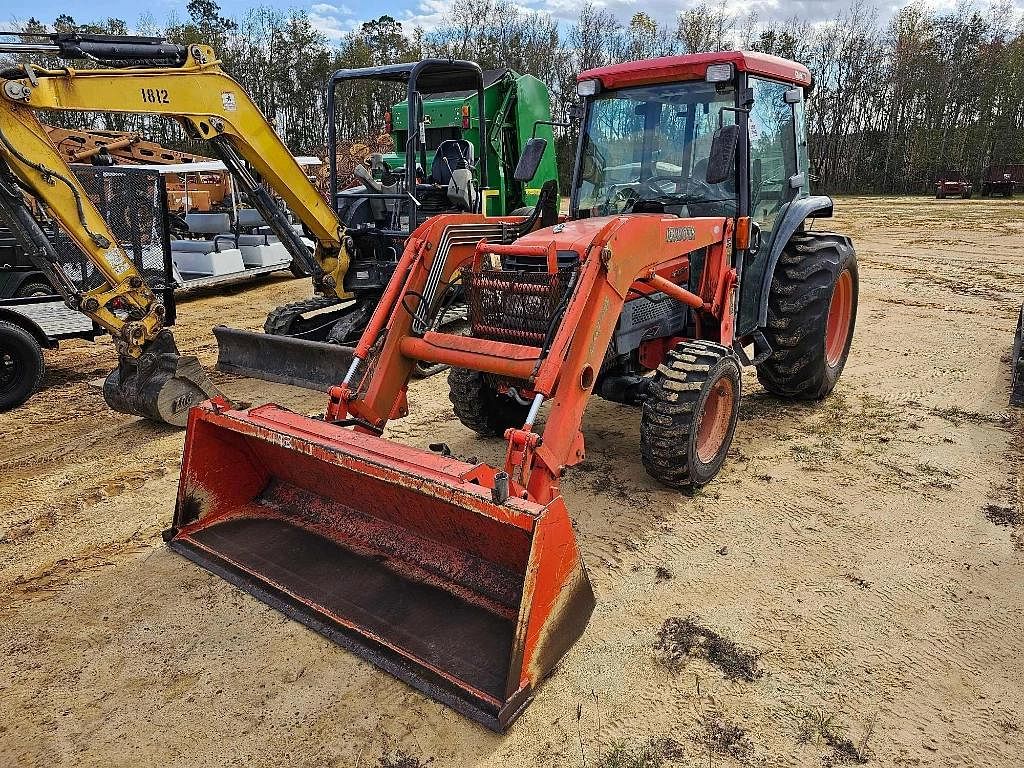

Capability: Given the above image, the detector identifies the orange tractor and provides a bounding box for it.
[167,51,858,730]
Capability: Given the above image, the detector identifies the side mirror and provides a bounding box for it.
[514,137,547,182]
[706,124,739,185]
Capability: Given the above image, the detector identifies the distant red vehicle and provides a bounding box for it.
[981,164,1022,197]
[935,172,972,199]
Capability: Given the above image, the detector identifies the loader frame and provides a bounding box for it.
[328,211,736,505]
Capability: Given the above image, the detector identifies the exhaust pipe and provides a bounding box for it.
[167,402,594,730]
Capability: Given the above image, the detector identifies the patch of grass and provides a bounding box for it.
[654,617,762,682]
[796,709,872,765]
[595,737,684,768]
[694,708,753,761]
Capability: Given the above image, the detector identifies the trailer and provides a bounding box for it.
[981,164,1023,197]
[0,294,103,410]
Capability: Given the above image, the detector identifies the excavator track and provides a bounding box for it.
[264,296,344,336]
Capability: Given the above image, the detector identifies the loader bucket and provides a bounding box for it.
[168,402,595,730]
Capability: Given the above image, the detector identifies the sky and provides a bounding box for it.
[1,0,1015,41]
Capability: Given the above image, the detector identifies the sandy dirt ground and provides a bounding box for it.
[1,196,1023,768]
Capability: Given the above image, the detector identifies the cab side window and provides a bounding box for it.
[748,77,797,234]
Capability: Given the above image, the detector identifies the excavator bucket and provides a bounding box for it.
[103,330,222,427]
[167,401,595,730]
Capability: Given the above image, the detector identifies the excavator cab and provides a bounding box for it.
[327,60,490,303]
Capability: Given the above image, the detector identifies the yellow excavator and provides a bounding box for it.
[0,33,353,424]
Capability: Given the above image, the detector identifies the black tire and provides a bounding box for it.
[1011,304,1024,407]
[0,320,45,411]
[509,207,533,217]
[640,340,741,489]
[14,280,55,299]
[448,367,529,437]
[962,189,972,199]
[757,231,858,400]
[936,190,945,199]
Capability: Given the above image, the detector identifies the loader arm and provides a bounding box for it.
[0,43,352,297]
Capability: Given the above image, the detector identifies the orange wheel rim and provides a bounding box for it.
[825,269,853,368]
[695,377,735,464]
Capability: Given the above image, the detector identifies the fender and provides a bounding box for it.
[0,307,57,348]
[0,269,52,300]
[736,194,833,336]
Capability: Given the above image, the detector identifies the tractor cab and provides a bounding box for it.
[562,52,816,338]
[327,60,490,296]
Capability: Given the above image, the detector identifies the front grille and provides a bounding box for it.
[463,266,574,347]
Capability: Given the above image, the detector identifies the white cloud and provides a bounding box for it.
[399,0,450,31]
[308,1,358,39]
[311,2,354,14]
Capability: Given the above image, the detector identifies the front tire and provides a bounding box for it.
[448,367,529,437]
[640,341,741,489]
[757,231,858,400]
[0,320,45,411]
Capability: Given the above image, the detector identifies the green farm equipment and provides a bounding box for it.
[215,60,561,388]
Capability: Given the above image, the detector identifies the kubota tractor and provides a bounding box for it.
[168,51,858,730]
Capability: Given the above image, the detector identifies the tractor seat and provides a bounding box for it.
[430,140,474,186]
[429,139,478,212]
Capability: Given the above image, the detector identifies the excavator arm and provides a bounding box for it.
[0,36,355,424]
[0,40,352,296]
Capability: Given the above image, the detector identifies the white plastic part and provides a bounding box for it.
[172,247,245,276]
[705,63,734,83]
[577,79,601,97]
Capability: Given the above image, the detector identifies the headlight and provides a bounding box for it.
[705,63,734,82]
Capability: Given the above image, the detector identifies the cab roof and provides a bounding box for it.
[578,51,812,90]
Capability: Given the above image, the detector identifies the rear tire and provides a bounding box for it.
[640,341,741,489]
[448,367,529,437]
[0,320,45,411]
[1012,305,1024,407]
[757,231,858,400]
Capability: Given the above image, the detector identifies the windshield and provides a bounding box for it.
[574,81,737,218]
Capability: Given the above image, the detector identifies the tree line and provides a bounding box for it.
[3,0,1023,194]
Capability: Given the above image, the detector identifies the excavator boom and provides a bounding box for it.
[0,35,355,424]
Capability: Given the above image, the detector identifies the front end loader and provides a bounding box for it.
[169,51,859,729]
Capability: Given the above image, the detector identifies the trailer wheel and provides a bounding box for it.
[640,340,741,489]
[15,280,55,299]
[448,367,529,437]
[0,320,45,412]
[757,231,858,400]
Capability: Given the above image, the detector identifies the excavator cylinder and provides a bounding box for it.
[167,402,595,730]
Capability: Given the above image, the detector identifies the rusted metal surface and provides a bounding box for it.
[170,402,594,731]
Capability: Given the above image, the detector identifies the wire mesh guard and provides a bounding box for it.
[44,166,170,293]
[462,265,575,348]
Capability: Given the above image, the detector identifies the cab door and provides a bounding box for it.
[737,76,805,336]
